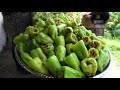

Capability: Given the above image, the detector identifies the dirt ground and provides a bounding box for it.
[102,60,120,78]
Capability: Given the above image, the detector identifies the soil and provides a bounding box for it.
[103,60,120,78]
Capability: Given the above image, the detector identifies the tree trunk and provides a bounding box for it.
[80,12,109,36]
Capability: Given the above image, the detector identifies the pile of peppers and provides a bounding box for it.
[13,12,110,78]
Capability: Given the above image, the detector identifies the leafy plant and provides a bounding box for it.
[114,23,120,30]
[106,12,120,31]
[105,12,120,38]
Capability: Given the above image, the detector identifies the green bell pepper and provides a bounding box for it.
[79,26,92,36]
[17,43,49,75]
[88,48,99,59]
[55,45,66,62]
[20,52,49,75]
[58,13,69,22]
[65,43,74,55]
[13,33,29,45]
[41,44,55,58]
[20,52,33,66]
[74,29,86,40]
[54,17,65,25]
[65,20,72,26]
[96,36,107,46]
[34,32,54,44]
[44,55,62,78]
[73,27,79,33]
[89,40,102,51]
[26,39,40,52]
[72,40,89,59]
[102,47,109,53]
[71,20,78,28]
[32,16,39,25]
[35,18,46,29]
[65,33,78,44]
[16,42,33,54]
[48,25,58,40]
[28,57,49,75]
[78,28,87,37]
[55,36,65,47]
[63,53,80,71]
[46,17,55,25]
[47,51,55,58]
[16,44,32,67]
[89,34,97,41]
[97,49,110,73]
[81,58,97,77]
[30,47,47,63]
[25,26,40,38]
[89,34,107,46]
[62,27,73,37]
[43,26,49,35]
[63,53,85,77]
[57,24,67,35]
[81,36,91,46]
[16,43,27,55]
[61,66,83,78]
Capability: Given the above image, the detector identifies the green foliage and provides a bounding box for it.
[114,23,120,30]
[104,23,120,66]
[106,12,120,31]
[105,12,120,38]
[103,30,120,66]
[103,30,113,39]
[106,22,115,30]
[109,12,120,23]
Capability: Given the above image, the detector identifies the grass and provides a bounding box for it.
[104,31,120,66]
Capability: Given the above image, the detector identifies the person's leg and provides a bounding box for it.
[2,12,33,72]
[0,12,6,55]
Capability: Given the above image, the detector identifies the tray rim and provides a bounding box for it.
[14,46,54,78]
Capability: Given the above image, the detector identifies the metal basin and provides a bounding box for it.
[14,46,112,78]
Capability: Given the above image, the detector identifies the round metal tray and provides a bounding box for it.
[14,46,54,78]
[14,46,113,78]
